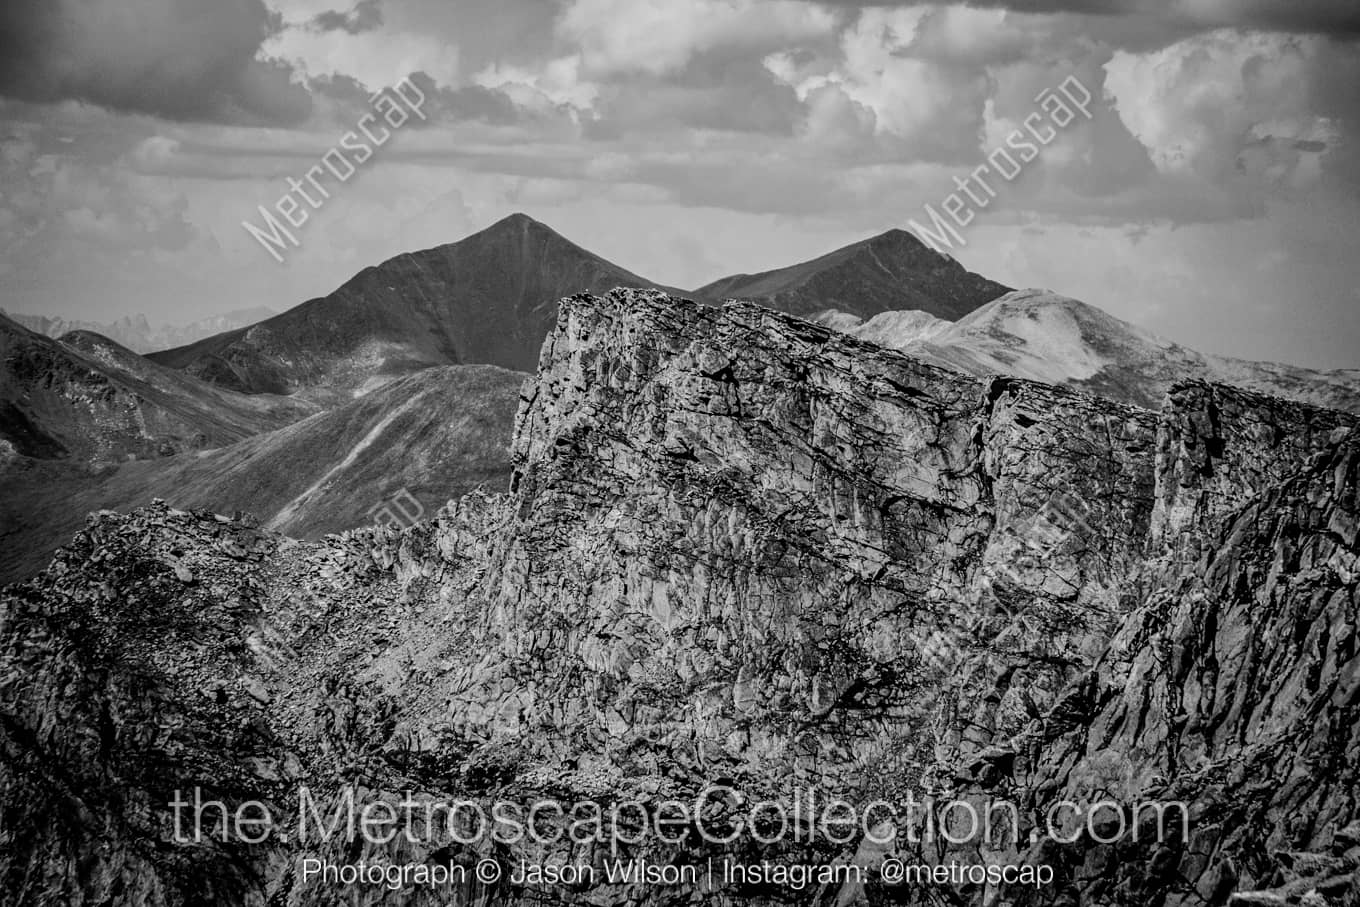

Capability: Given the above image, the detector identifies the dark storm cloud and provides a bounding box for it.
[310,0,385,34]
[805,0,1360,37]
[0,0,313,124]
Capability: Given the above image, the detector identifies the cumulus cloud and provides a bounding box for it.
[263,15,461,88]
[0,125,197,258]
[308,0,384,34]
[0,0,313,124]
[558,0,841,76]
[1105,31,1345,203]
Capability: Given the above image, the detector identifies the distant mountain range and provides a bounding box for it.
[3,306,277,354]
[821,289,1360,412]
[0,365,521,583]
[2,213,1357,584]
[0,314,312,463]
[145,215,1007,397]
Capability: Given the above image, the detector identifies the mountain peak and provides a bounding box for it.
[489,211,536,227]
[694,227,1008,320]
[149,215,682,392]
[480,211,554,236]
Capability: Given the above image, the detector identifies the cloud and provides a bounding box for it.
[558,0,841,76]
[799,0,1360,39]
[0,0,313,124]
[1104,30,1347,204]
[767,8,989,161]
[0,125,197,259]
[582,56,805,138]
[262,14,461,88]
[308,0,383,33]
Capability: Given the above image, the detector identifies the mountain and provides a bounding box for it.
[816,306,951,347]
[829,288,1360,412]
[148,213,682,397]
[0,364,523,584]
[3,305,276,353]
[693,227,1009,319]
[0,314,313,463]
[3,288,1357,906]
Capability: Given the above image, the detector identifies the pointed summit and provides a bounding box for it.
[150,215,682,397]
[694,228,1007,321]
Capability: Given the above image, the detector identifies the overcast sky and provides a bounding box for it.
[1,0,1358,367]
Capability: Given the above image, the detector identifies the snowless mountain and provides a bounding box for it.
[0,314,313,463]
[823,288,1360,413]
[0,364,522,583]
[148,213,683,397]
[695,227,1008,320]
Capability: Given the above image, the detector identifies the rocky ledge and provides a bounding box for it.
[1,289,1356,906]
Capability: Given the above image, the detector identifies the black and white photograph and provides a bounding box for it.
[1,1,1359,904]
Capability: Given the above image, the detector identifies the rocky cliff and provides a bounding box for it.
[1,289,1355,907]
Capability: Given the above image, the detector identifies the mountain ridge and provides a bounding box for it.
[2,305,277,354]
[830,288,1360,413]
[0,363,523,584]
[147,213,685,396]
[0,313,313,463]
[1,288,1356,906]
[693,226,1010,319]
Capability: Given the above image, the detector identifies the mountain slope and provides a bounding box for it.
[0,364,523,584]
[2,290,1357,906]
[148,213,681,396]
[0,314,312,462]
[694,227,1009,319]
[852,288,1360,412]
[816,307,951,347]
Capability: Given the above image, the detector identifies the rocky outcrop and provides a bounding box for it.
[998,423,1360,906]
[1152,380,1357,551]
[1,289,1356,907]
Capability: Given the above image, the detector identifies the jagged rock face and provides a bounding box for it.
[1,289,1357,907]
[1152,381,1358,552]
[493,293,1156,789]
[1001,431,1360,906]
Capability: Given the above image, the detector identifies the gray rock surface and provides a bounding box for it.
[1,289,1356,906]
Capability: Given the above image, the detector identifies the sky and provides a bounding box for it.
[1,0,1358,368]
